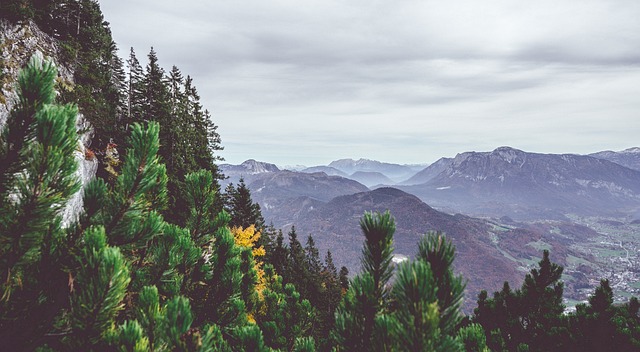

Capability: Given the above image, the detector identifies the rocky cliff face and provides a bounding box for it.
[1,19,74,123]
[1,19,97,227]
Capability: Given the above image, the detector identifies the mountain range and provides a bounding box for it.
[222,147,640,221]
[218,147,640,307]
[589,147,640,172]
[326,158,422,183]
[397,147,640,220]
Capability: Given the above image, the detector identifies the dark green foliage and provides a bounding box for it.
[7,36,640,351]
[48,1,125,151]
[293,336,317,352]
[124,47,145,134]
[332,213,467,351]
[184,169,218,244]
[391,260,462,351]
[331,211,393,351]
[457,323,490,352]
[359,210,395,305]
[133,224,200,297]
[0,58,257,350]
[181,169,261,340]
[273,231,342,348]
[0,57,80,349]
[269,228,288,276]
[0,0,37,23]
[332,211,398,351]
[68,226,130,348]
[133,286,161,349]
[1,1,125,152]
[225,178,265,230]
[286,226,310,295]
[474,250,566,351]
[108,320,149,352]
[339,266,349,292]
[472,250,640,351]
[315,250,343,346]
[232,324,269,352]
[589,278,613,313]
[567,279,640,351]
[305,235,323,287]
[416,232,466,336]
[87,121,167,252]
[332,273,379,350]
[256,265,315,350]
[110,286,227,351]
[239,246,259,314]
[118,48,223,226]
[190,214,246,331]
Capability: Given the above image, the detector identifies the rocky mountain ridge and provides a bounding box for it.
[398,146,640,220]
[590,147,640,171]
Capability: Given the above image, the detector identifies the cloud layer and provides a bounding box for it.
[100,0,640,165]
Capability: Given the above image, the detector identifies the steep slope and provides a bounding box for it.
[590,147,640,171]
[399,147,640,220]
[399,157,453,185]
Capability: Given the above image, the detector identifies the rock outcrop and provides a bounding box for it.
[0,19,97,227]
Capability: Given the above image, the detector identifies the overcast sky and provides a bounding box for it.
[100,0,640,166]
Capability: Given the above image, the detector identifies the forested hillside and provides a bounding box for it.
[1,1,640,351]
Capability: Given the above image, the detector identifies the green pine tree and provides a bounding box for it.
[331,211,396,351]
[331,212,467,351]
[416,232,466,337]
[474,250,567,351]
[256,264,315,350]
[226,178,265,230]
[0,56,81,349]
[0,47,270,352]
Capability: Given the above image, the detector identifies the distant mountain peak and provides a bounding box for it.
[329,158,378,167]
[589,147,640,171]
[491,146,526,164]
[219,160,280,179]
[328,158,416,182]
[493,146,521,152]
[622,147,640,154]
[239,159,280,173]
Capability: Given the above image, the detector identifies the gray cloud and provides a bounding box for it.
[100,0,640,165]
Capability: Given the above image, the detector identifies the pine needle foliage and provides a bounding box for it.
[255,264,315,351]
[0,56,80,348]
[359,210,395,305]
[68,226,130,348]
[7,50,639,352]
[332,212,467,351]
[0,58,267,350]
[416,232,466,336]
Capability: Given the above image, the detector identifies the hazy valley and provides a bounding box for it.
[221,147,640,308]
